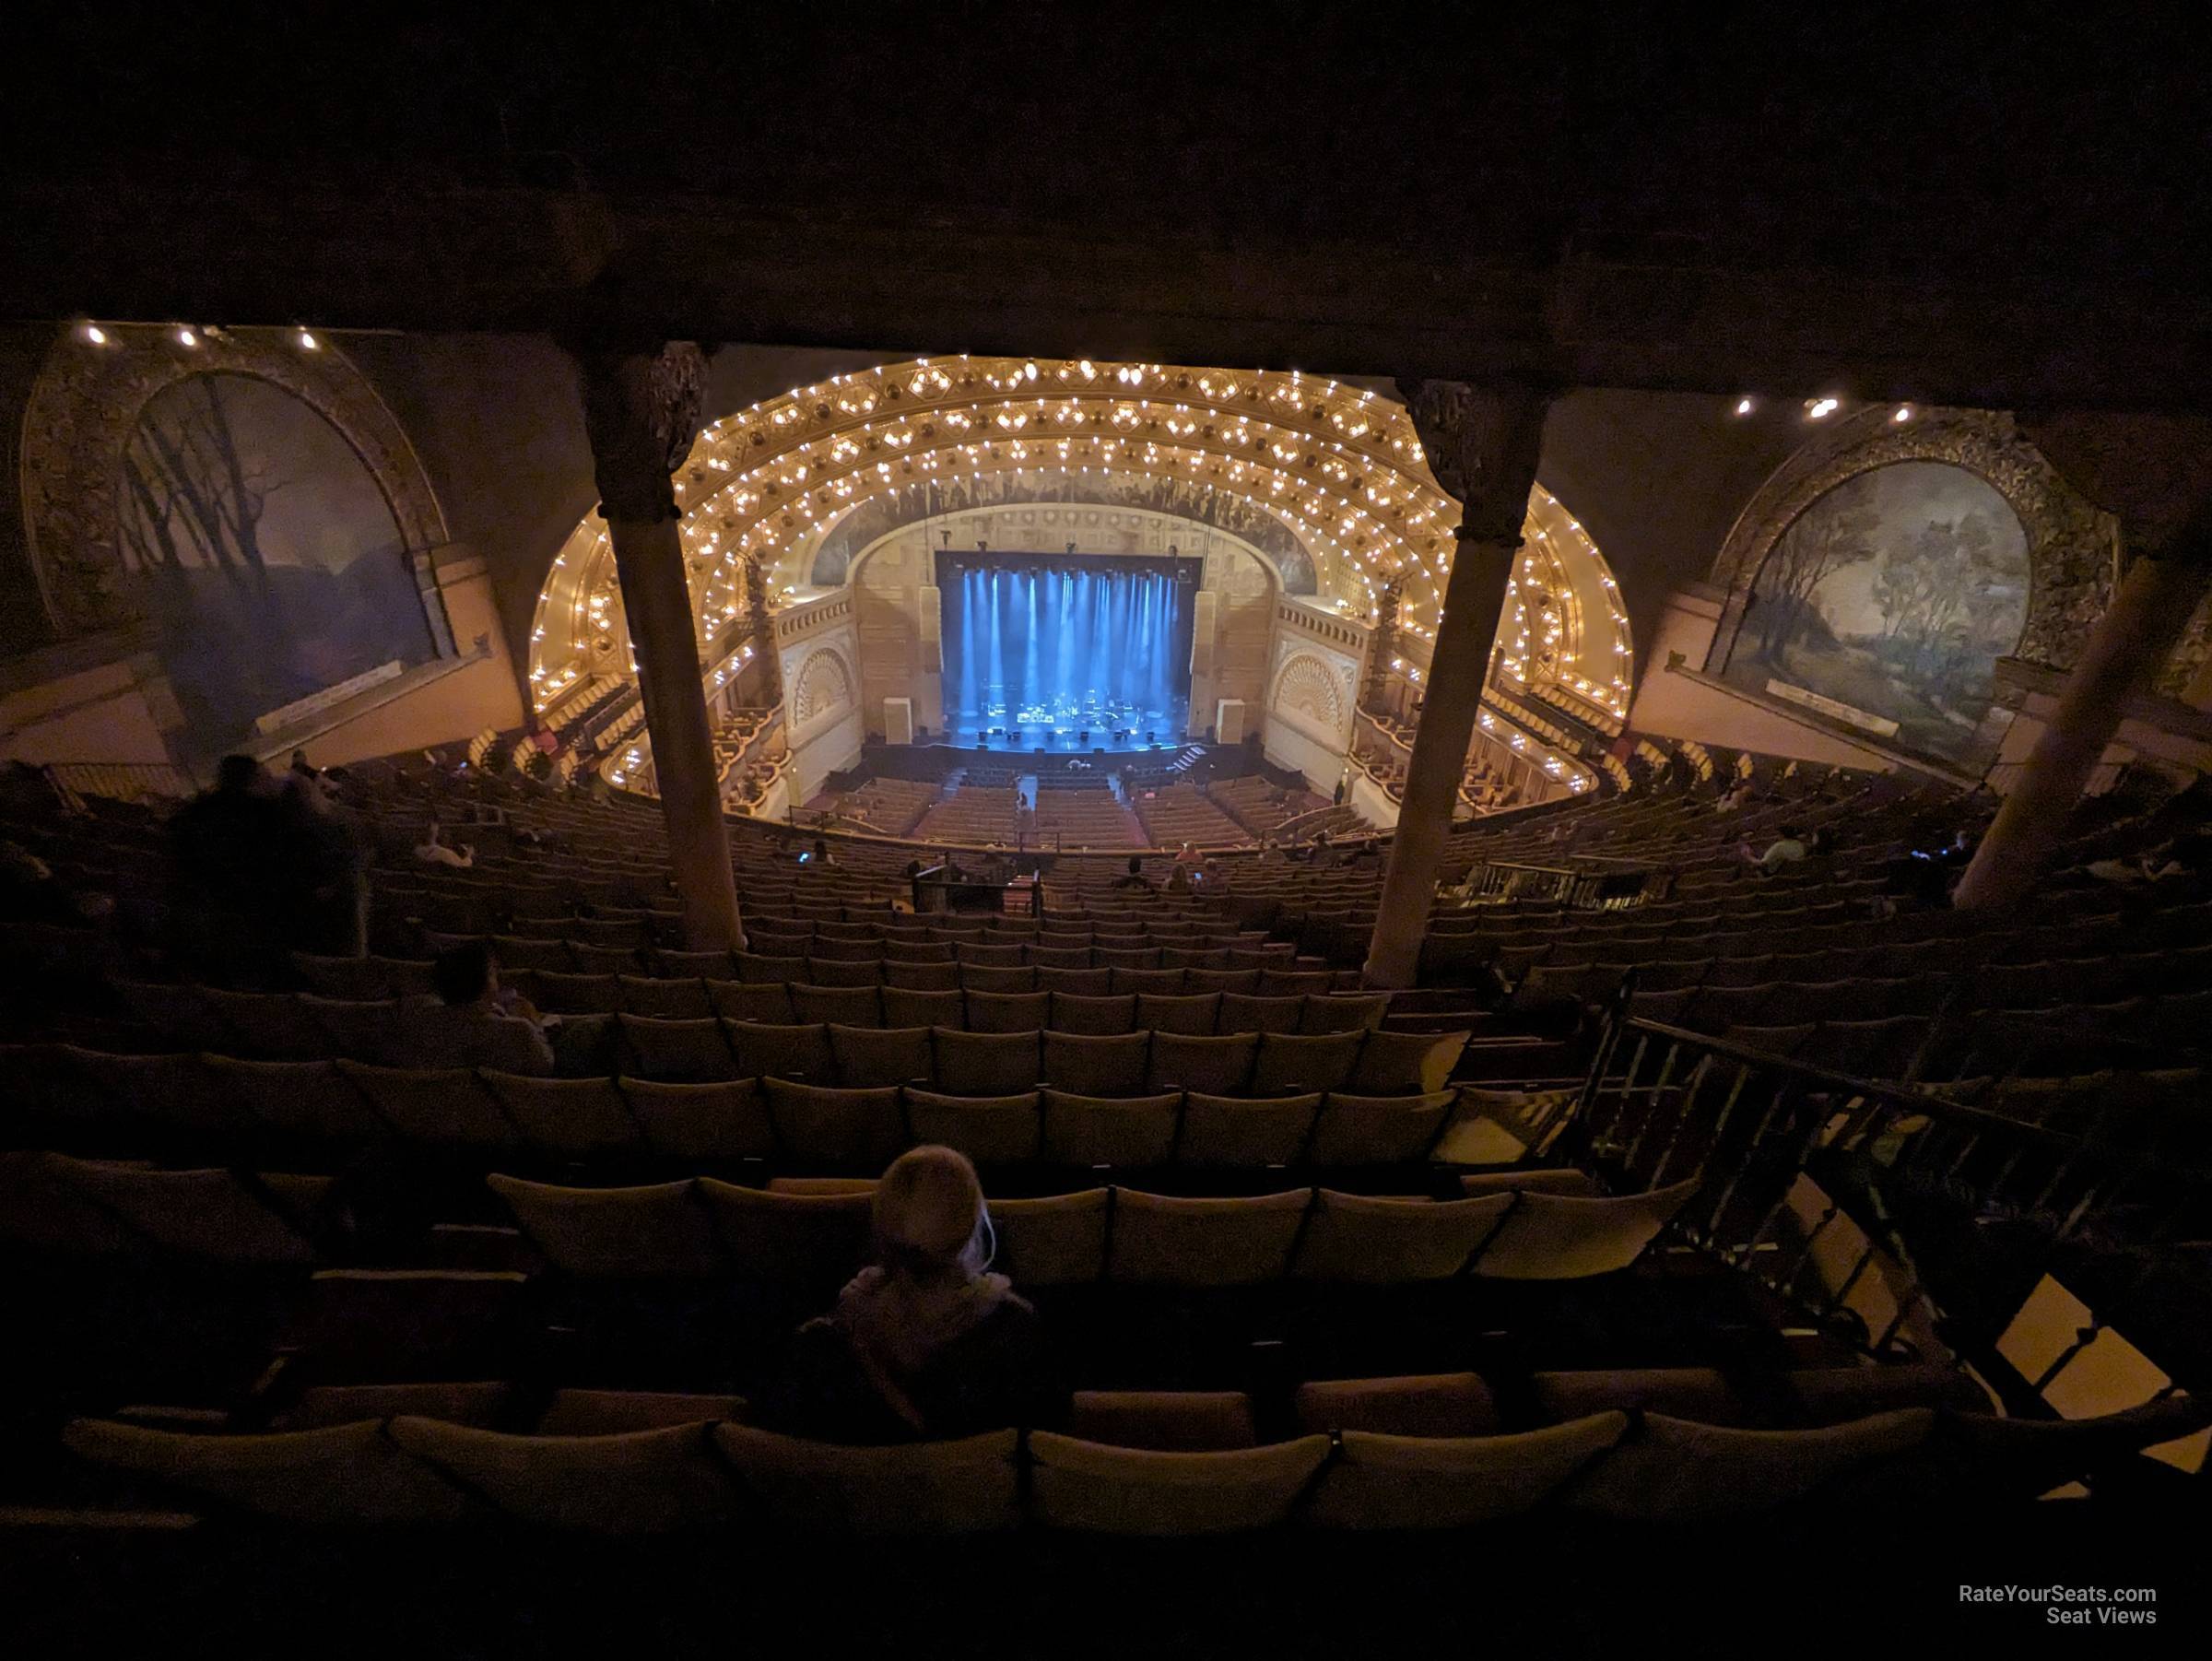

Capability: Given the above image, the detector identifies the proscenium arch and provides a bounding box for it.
[527,355,1633,727]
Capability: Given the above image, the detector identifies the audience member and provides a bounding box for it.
[807,838,837,867]
[1740,824,1807,876]
[400,943,556,1075]
[756,1146,1056,1443]
[167,755,293,984]
[1112,855,1151,889]
[414,820,475,868]
[279,768,370,956]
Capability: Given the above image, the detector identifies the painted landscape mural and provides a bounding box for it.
[1723,461,2030,766]
[116,373,436,755]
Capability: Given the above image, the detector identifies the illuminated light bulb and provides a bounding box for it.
[1806,397,1840,419]
[83,324,108,345]
[1734,396,1753,416]
[298,329,319,350]
[1892,405,1912,423]
[177,328,198,347]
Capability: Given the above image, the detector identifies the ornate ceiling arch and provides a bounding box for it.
[528,355,1631,723]
[20,324,450,638]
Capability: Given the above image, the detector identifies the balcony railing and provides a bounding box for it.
[1540,1001,2211,1430]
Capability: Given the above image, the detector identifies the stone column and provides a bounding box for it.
[742,551,781,705]
[1952,414,2212,913]
[574,341,746,950]
[1362,383,1551,988]
[1360,576,1404,713]
[1954,523,2211,911]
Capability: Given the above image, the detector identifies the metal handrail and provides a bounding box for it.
[1550,999,2212,1412]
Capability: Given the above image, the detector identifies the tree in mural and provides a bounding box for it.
[1869,511,2012,692]
[1751,499,1879,658]
[108,371,430,758]
[117,376,291,597]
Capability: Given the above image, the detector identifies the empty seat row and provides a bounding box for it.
[6,1053,1503,1170]
[125,983,1391,1057]
[67,1385,2200,1534]
[487,1171,1702,1286]
[47,1017,1462,1094]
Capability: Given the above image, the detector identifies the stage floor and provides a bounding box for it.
[946,697,1192,754]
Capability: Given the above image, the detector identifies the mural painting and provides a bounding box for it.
[1723,461,2030,766]
[116,373,437,753]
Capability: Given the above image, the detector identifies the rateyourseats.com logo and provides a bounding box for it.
[1960,1586,2159,1627]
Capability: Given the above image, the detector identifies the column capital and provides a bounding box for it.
[1394,381,1553,545]
[576,342,709,524]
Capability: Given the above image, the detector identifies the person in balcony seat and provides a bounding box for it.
[400,942,555,1075]
[757,1145,1059,1443]
[1740,825,1808,877]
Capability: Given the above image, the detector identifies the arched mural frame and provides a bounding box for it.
[1705,406,2115,679]
[18,325,452,639]
[789,644,856,728]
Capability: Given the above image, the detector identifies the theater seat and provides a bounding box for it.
[1174,1092,1321,1168]
[481,1074,639,1158]
[1306,1091,1453,1165]
[1533,1368,1754,1428]
[1344,1029,1467,1095]
[1049,993,1138,1036]
[272,1381,516,1431]
[713,1425,1021,1534]
[1147,1032,1256,1095]
[56,1158,329,1266]
[1248,1031,1362,1095]
[902,1088,1042,1165]
[989,1188,1111,1285]
[389,1418,739,1533]
[1456,1168,1604,1198]
[1472,1177,1702,1280]
[934,1029,1041,1095]
[1303,1414,1630,1529]
[1107,1188,1309,1286]
[64,1418,474,1526]
[618,1015,736,1082]
[1563,1408,1935,1521]
[1067,1391,1258,1451]
[487,1174,723,1279]
[1292,1372,1500,1438]
[692,1178,872,1290]
[1041,1090,1181,1167]
[618,1078,775,1161]
[763,1079,907,1168]
[725,1021,836,1083]
[1290,1190,1513,1282]
[1026,1432,1331,1534]
[537,1390,749,1434]
[1043,1031,1152,1096]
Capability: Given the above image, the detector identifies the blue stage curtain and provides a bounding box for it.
[941,556,1195,738]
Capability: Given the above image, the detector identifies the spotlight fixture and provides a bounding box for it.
[1733,396,1754,416]
[1892,405,1912,423]
[82,324,107,346]
[176,327,198,348]
[298,329,320,350]
[1806,396,1840,420]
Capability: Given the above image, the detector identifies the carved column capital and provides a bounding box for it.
[1395,381,1552,546]
[577,342,708,524]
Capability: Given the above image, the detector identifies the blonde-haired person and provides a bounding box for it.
[758,1146,1060,1442]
